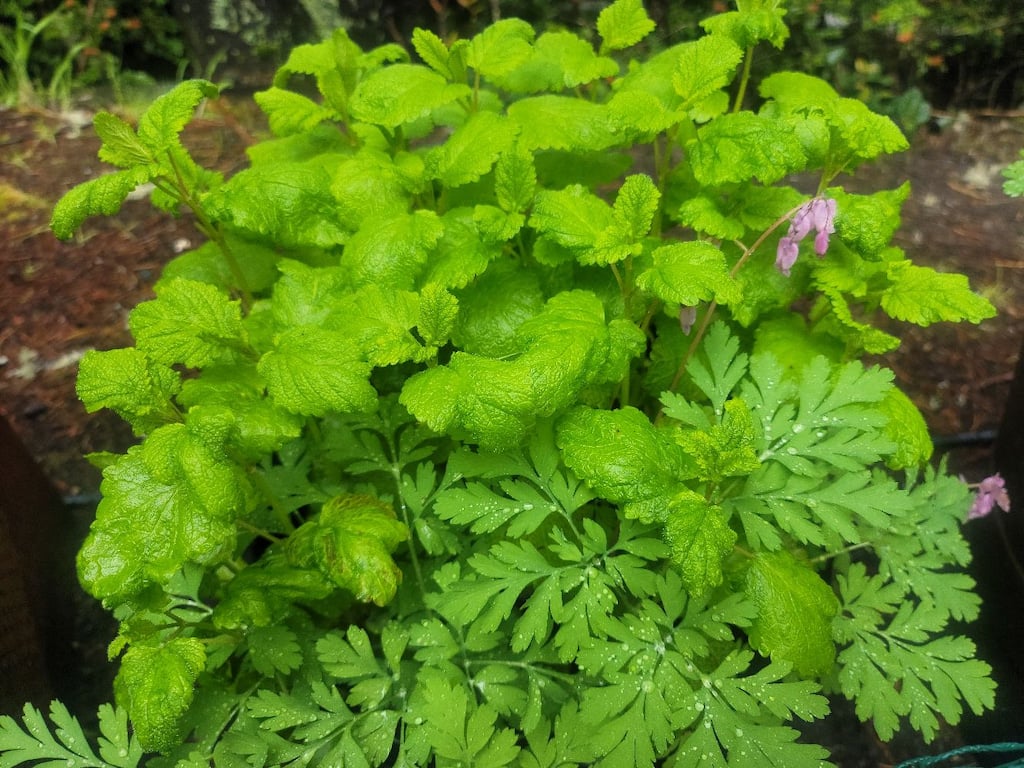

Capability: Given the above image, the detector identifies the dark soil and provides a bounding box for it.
[2,98,1022,765]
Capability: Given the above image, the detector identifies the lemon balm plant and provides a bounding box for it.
[0,0,1002,765]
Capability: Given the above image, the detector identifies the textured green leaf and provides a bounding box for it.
[557,405,690,520]
[129,278,245,368]
[254,87,337,136]
[759,71,839,108]
[333,284,425,366]
[288,494,409,606]
[403,291,637,449]
[350,64,471,127]
[217,159,348,248]
[508,96,619,152]
[664,494,737,594]
[330,149,417,231]
[412,28,453,78]
[879,387,933,470]
[258,327,376,416]
[466,18,535,79]
[597,0,656,53]
[881,262,996,326]
[673,35,744,109]
[425,111,518,187]
[689,111,807,185]
[114,638,206,753]
[745,551,839,677]
[51,166,152,239]
[179,370,303,459]
[676,398,761,483]
[93,111,151,167]
[495,145,537,213]
[425,207,503,289]
[700,7,789,50]
[830,97,909,168]
[452,260,543,357]
[417,283,459,347]
[636,241,742,307]
[76,348,181,434]
[77,422,250,600]
[531,30,618,88]
[136,79,218,156]
[342,210,445,290]
[831,185,909,258]
[611,173,661,243]
[530,184,614,252]
[675,195,746,240]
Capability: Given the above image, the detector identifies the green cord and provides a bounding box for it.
[896,743,1024,768]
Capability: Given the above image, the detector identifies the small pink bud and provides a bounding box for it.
[679,305,698,335]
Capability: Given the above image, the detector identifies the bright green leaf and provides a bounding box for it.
[258,327,377,416]
[597,0,656,53]
[114,638,206,753]
[882,262,996,326]
[128,278,245,368]
[745,551,839,677]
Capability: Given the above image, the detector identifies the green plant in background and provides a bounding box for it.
[0,1,83,107]
[0,0,1003,764]
[0,0,183,109]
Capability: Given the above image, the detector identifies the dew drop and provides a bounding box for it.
[414,716,424,725]
[792,423,805,433]
[786,447,798,455]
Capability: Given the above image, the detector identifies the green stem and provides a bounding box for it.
[392,465,428,608]
[732,46,755,113]
[665,202,809,396]
[163,152,255,309]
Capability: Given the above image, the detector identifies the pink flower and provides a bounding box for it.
[968,474,1011,520]
[775,197,837,275]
